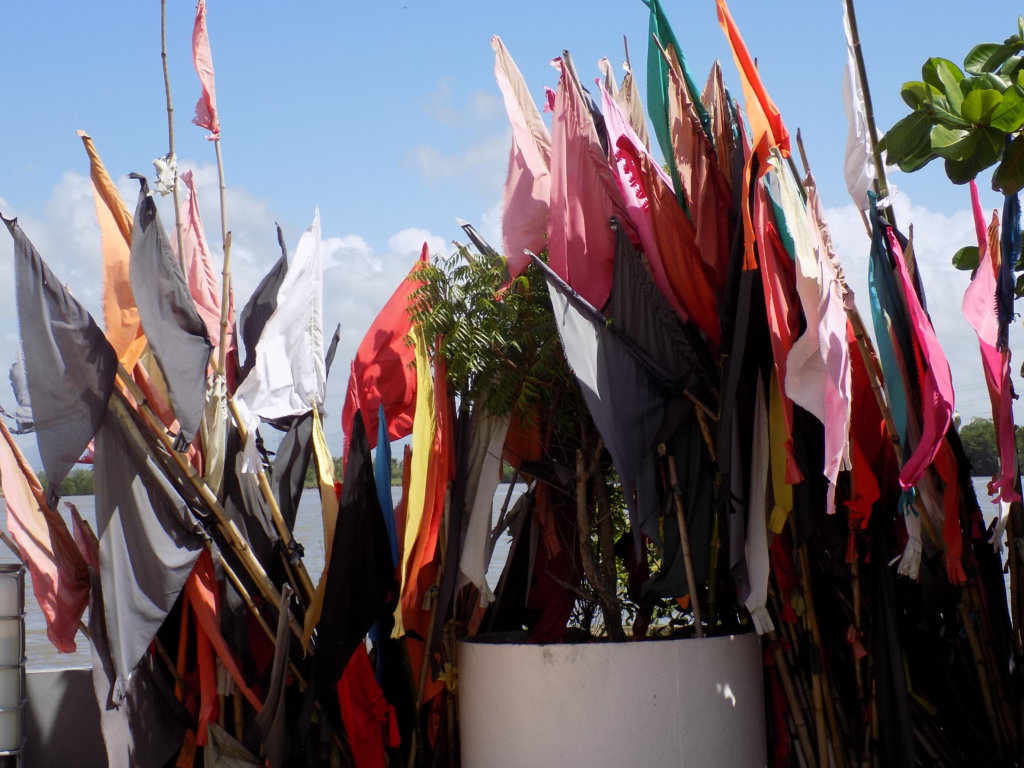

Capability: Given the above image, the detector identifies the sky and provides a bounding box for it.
[0,0,1022,467]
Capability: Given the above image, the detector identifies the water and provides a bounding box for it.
[1,484,523,670]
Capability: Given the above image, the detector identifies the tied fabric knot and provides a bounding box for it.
[437,662,458,693]
[845,625,867,661]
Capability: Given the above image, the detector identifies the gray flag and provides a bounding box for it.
[4,215,116,496]
[129,175,212,446]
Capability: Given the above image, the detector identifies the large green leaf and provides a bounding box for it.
[993,133,1024,194]
[883,111,934,167]
[952,245,979,270]
[961,88,1003,124]
[943,127,1003,183]
[924,58,965,112]
[965,41,1021,74]
[930,124,972,159]
[901,80,948,111]
[990,85,1024,131]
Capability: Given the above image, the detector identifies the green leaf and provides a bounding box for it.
[961,88,1003,124]
[963,72,1012,93]
[993,133,1024,194]
[1015,272,1024,298]
[990,85,1024,131]
[924,58,965,112]
[884,111,934,167]
[952,245,980,270]
[901,80,948,111]
[999,55,1024,81]
[965,41,1022,74]
[930,124,972,159]
[943,127,1004,183]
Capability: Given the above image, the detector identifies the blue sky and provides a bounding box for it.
[1,0,1022,464]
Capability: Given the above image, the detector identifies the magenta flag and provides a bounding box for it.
[963,181,1019,501]
[889,231,954,490]
[492,36,550,278]
[192,0,220,139]
[547,56,630,310]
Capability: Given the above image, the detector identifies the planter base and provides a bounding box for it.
[458,633,765,767]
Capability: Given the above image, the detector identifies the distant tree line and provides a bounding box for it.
[958,418,1024,477]
[36,468,94,496]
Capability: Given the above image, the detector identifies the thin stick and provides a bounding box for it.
[843,0,894,213]
[160,0,185,269]
[662,448,704,638]
[217,232,233,376]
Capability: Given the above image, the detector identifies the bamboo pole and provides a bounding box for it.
[109,376,303,645]
[159,0,186,269]
[662,448,704,638]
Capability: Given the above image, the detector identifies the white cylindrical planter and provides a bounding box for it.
[458,633,765,768]
[0,565,25,764]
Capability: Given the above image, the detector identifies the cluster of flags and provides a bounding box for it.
[0,0,1021,766]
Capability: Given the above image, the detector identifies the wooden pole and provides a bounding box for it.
[662,448,704,638]
[109,375,303,644]
[159,0,186,269]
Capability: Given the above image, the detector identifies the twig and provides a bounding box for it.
[160,0,186,269]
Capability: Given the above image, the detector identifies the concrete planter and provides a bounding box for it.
[458,632,765,768]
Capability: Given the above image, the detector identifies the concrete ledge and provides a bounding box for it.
[24,667,104,768]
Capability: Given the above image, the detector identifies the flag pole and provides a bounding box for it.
[843,0,894,219]
[160,0,186,269]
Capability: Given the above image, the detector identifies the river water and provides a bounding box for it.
[0,484,523,670]
[0,479,1010,670]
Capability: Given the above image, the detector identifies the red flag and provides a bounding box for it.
[0,421,89,653]
[192,0,220,139]
[337,644,400,768]
[342,246,427,451]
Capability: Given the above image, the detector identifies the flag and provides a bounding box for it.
[192,0,220,139]
[3,216,117,496]
[236,226,289,383]
[842,2,874,209]
[249,584,291,767]
[129,176,213,447]
[77,131,148,369]
[4,356,33,433]
[964,181,1019,502]
[715,0,790,160]
[660,42,732,289]
[178,170,233,366]
[234,210,324,423]
[311,411,395,719]
[774,154,852,514]
[342,245,427,451]
[547,54,631,310]
[68,500,100,570]
[643,0,711,201]
[337,644,400,768]
[93,398,206,703]
[0,420,89,652]
[534,254,666,544]
[302,406,341,648]
[492,36,551,279]
[457,410,511,604]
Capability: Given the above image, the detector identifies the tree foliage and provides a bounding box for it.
[883,17,1024,193]
[958,416,1024,476]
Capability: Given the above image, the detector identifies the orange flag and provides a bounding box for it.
[715,0,790,160]
[77,131,147,370]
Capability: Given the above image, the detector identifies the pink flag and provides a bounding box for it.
[492,36,551,278]
[192,0,220,139]
[548,56,631,310]
[178,170,233,366]
[890,231,954,489]
[0,422,89,652]
[963,181,1019,501]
